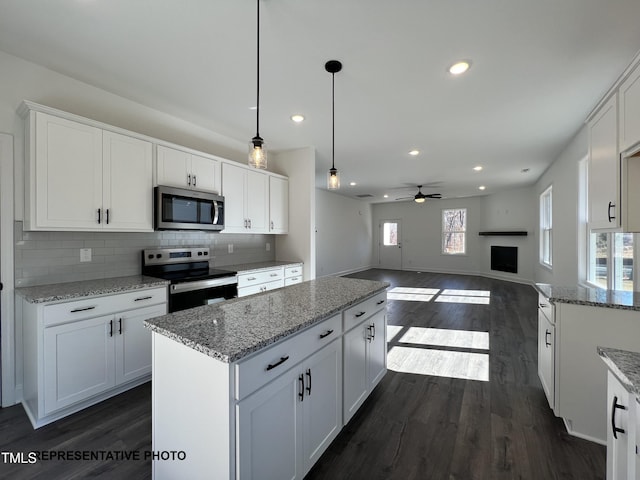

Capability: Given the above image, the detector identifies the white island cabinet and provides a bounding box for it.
[147,277,388,480]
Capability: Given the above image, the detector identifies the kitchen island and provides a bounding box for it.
[145,276,389,480]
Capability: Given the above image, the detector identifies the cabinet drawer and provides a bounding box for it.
[43,287,167,327]
[235,313,342,400]
[343,292,387,331]
[237,280,283,297]
[285,276,302,286]
[284,265,302,278]
[237,268,285,288]
[538,293,554,324]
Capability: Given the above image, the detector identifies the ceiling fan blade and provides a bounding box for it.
[424,194,442,198]
[395,196,413,201]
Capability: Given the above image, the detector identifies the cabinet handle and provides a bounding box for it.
[371,323,376,340]
[70,305,96,313]
[291,270,298,274]
[109,319,113,337]
[187,174,191,186]
[266,355,290,371]
[248,219,252,229]
[611,395,627,439]
[608,201,616,222]
[244,219,248,228]
[539,303,549,308]
[545,329,551,347]
[193,175,197,187]
[118,318,122,335]
[355,311,366,318]
[319,329,334,339]
[134,295,153,302]
[97,208,101,224]
[298,374,305,401]
[306,369,312,395]
[270,273,278,277]
[105,208,110,225]
[376,300,385,305]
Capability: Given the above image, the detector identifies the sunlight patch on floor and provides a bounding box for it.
[387,325,404,342]
[387,287,440,302]
[387,346,489,381]
[435,295,491,304]
[398,327,489,350]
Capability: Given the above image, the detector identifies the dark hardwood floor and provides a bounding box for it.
[0,270,605,479]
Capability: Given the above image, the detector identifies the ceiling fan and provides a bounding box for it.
[395,185,442,203]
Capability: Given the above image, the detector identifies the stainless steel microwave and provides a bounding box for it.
[155,185,224,231]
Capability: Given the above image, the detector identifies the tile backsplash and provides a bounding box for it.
[14,221,275,287]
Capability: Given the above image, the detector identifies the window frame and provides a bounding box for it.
[441,208,467,255]
[539,185,553,269]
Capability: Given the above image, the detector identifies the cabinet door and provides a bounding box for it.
[607,371,630,480]
[156,145,190,188]
[103,131,153,231]
[619,63,640,152]
[246,169,269,232]
[221,162,247,232]
[302,340,342,474]
[589,94,620,230]
[34,112,103,229]
[343,324,368,424]
[115,304,165,385]
[367,310,387,389]
[269,176,289,234]
[236,367,303,480]
[537,309,555,409]
[190,154,220,193]
[44,315,116,414]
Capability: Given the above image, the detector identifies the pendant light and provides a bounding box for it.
[326,60,342,189]
[249,0,267,169]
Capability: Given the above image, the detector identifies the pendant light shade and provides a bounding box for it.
[326,60,342,190]
[249,0,267,169]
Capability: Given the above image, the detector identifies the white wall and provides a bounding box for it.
[534,126,588,286]
[315,189,373,277]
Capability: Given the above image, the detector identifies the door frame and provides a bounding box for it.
[378,218,402,270]
[1,133,15,407]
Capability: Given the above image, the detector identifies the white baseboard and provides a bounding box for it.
[563,418,606,446]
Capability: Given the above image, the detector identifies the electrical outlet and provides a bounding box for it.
[228,244,234,254]
[80,248,92,262]
[266,243,270,252]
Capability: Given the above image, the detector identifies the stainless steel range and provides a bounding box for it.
[141,247,237,313]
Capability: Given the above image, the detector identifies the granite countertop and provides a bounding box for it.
[145,276,388,363]
[221,260,302,275]
[16,275,169,304]
[536,283,640,311]
[598,347,640,396]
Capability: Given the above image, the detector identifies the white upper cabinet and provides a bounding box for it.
[221,162,268,233]
[619,63,640,153]
[24,108,153,232]
[269,175,289,234]
[588,94,620,230]
[156,144,220,193]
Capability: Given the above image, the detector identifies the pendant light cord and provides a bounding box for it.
[331,70,335,170]
[255,0,260,138]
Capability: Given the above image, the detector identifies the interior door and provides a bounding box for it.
[378,219,402,270]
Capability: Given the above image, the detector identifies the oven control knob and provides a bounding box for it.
[203,251,208,256]
[156,254,162,259]
[197,251,202,256]
[148,254,154,259]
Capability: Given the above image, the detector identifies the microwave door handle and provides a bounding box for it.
[213,201,219,225]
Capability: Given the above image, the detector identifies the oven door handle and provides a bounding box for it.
[170,276,237,294]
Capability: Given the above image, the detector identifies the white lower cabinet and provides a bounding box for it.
[22,288,167,428]
[237,339,342,480]
[537,295,555,409]
[343,308,387,424]
[606,370,637,480]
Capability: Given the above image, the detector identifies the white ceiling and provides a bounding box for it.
[1,0,640,203]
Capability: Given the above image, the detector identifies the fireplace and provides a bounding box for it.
[491,246,518,274]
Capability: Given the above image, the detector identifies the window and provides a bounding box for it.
[383,222,398,246]
[540,186,552,267]
[588,232,634,291]
[442,208,466,255]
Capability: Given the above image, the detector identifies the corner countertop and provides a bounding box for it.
[144,276,388,363]
[221,260,302,275]
[598,347,640,397]
[16,275,169,304]
[536,283,640,311]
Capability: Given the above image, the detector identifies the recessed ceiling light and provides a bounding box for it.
[383,194,389,198]
[449,61,471,75]
[473,165,483,171]
[349,182,357,186]
[249,106,258,110]
[291,114,305,123]
[478,185,486,190]
[408,150,420,156]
